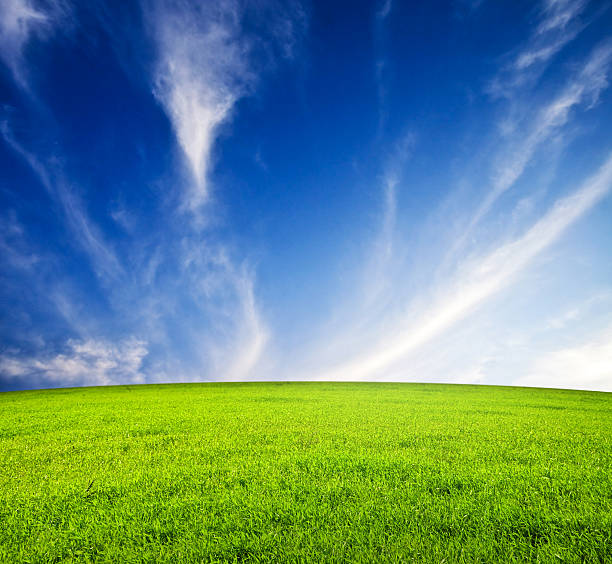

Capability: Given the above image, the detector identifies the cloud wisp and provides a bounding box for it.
[150,0,252,213]
[216,265,270,382]
[0,0,68,92]
[489,0,589,98]
[1,122,124,282]
[175,242,270,382]
[300,3,612,389]
[0,0,48,89]
[470,40,612,240]
[360,132,415,309]
[148,0,304,216]
[311,153,612,382]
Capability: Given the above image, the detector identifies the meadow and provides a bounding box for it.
[0,382,610,563]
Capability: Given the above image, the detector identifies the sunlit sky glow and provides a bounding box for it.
[1,0,611,392]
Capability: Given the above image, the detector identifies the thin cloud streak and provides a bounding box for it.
[452,40,612,256]
[0,210,39,271]
[362,133,415,308]
[313,153,612,381]
[179,243,270,382]
[545,291,612,330]
[0,140,269,387]
[536,0,587,37]
[489,0,588,97]
[221,268,270,381]
[1,122,124,281]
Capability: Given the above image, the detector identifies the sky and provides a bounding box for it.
[0,0,611,392]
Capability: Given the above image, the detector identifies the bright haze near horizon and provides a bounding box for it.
[0,0,611,392]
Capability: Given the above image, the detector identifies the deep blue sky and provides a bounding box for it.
[1,0,611,391]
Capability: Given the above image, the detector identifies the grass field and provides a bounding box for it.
[0,382,610,563]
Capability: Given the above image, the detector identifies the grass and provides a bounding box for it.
[0,382,610,563]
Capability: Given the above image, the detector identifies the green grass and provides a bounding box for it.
[0,382,610,563]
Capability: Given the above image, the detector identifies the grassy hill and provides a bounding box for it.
[0,382,610,562]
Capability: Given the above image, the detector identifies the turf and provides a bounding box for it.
[0,382,610,563]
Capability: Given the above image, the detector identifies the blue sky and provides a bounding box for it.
[1,0,611,392]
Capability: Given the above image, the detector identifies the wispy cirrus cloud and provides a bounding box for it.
[0,118,270,387]
[1,121,124,282]
[536,0,587,36]
[0,0,68,91]
[1,116,271,385]
[311,152,612,381]
[291,3,612,387]
[136,0,305,379]
[514,0,587,70]
[474,40,612,234]
[434,6,611,292]
[213,265,270,381]
[489,0,589,97]
[148,0,305,215]
[150,0,252,212]
[176,241,269,382]
[0,0,48,89]
[360,131,415,309]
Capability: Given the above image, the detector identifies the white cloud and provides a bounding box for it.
[312,152,612,381]
[360,132,416,305]
[536,0,587,37]
[0,0,47,88]
[0,338,148,388]
[515,326,612,391]
[149,0,252,213]
[221,267,269,381]
[123,0,299,381]
[514,36,573,72]
[0,0,67,90]
[179,242,269,381]
[546,307,581,330]
[489,0,588,97]
[494,43,610,192]
[57,184,124,281]
[149,0,305,215]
